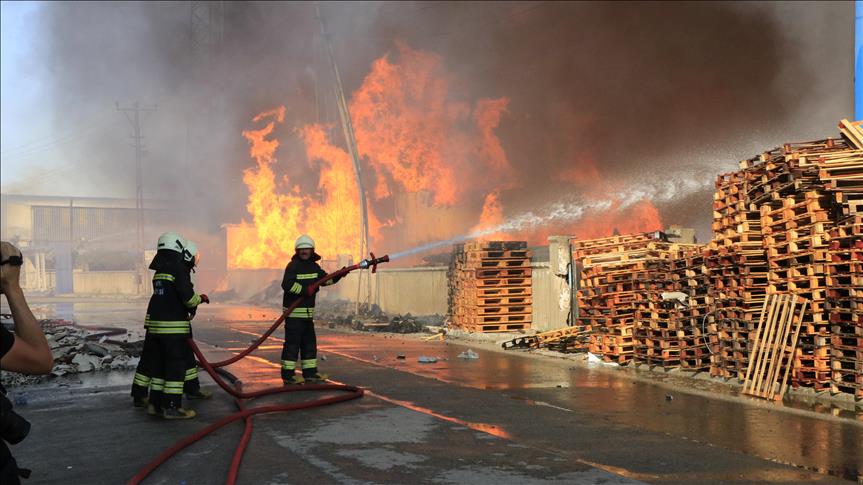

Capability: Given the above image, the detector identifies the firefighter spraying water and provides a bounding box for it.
[128,232,389,483]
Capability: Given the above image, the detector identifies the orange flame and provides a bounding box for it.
[471,191,506,241]
[350,42,514,206]
[229,108,379,269]
[230,42,664,270]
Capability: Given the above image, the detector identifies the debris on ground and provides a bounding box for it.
[458,349,480,360]
[501,326,590,353]
[1,320,144,388]
[317,299,444,334]
[418,356,438,364]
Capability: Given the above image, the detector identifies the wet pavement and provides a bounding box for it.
[5,300,863,483]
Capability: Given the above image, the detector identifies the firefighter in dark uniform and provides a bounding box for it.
[133,232,209,419]
[280,235,343,384]
[131,234,212,409]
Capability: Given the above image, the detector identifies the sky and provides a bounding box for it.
[1,1,137,198]
[1,2,53,192]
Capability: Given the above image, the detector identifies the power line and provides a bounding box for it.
[0,113,114,159]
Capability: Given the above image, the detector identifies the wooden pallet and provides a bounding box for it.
[742,294,808,401]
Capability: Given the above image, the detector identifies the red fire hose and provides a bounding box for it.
[127,254,389,485]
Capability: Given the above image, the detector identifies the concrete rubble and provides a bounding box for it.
[1,320,142,388]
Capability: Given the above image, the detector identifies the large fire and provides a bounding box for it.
[229,43,661,269]
[229,108,381,269]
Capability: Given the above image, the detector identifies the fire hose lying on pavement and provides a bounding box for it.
[128,254,390,485]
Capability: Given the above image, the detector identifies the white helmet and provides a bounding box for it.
[182,239,199,266]
[295,234,315,250]
[157,232,185,253]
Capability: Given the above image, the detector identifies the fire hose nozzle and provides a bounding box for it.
[359,253,390,273]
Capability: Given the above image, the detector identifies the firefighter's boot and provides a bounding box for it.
[132,396,149,408]
[283,374,305,385]
[186,388,213,400]
[304,373,329,384]
[147,404,161,417]
[161,405,197,420]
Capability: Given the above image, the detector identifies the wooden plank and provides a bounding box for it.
[762,295,797,399]
[839,119,863,150]
[742,296,772,392]
[778,300,808,401]
[749,294,782,395]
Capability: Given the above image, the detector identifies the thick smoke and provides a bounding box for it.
[23,1,854,242]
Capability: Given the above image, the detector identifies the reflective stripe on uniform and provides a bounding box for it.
[146,319,191,335]
[301,359,317,369]
[184,368,198,381]
[150,378,165,391]
[133,372,151,387]
[185,294,202,308]
[153,273,175,282]
[163,381,184,395]
[281,360,296,370]
[289,307,314,318]
[296,273,318,280]
[290,282,303,294]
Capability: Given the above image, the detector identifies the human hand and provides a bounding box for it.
[0,241,23,294]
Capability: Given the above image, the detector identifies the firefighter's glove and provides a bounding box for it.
[331,267,347,283]
[200,294,210,304]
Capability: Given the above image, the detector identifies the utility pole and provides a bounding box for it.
[116,101,157,290]
[315,3,372,313]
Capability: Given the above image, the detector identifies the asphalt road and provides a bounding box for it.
[7,302,862,484]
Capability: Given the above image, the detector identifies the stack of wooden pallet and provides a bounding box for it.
[826,216,863,398]
[632,256,685,369]
[573,233,676,365]
[708,153,773,379]
[448,241,533,333]
[761,190,833,390]
[751,137,855,390]
[669,245,714,372]
[705,122,863,396]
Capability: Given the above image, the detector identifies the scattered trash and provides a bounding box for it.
[587,353,602,363]
[396,354,406,360]
[418,356,438,364]
[666,394,674,401]
[320,355,327,361]
[458,349,479,360]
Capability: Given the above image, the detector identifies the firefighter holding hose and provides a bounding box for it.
[131,232,210,419]
[280,235,344,385]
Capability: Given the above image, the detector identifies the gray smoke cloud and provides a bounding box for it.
[19,1,855,243]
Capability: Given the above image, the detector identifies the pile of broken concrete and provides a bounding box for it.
[1,321,143,387]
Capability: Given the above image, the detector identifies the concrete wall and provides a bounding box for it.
[322,266,449,316]
[20,270,140,295]
[323,262,571,330]
[72,270,140,295]
[530,263,571,332]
